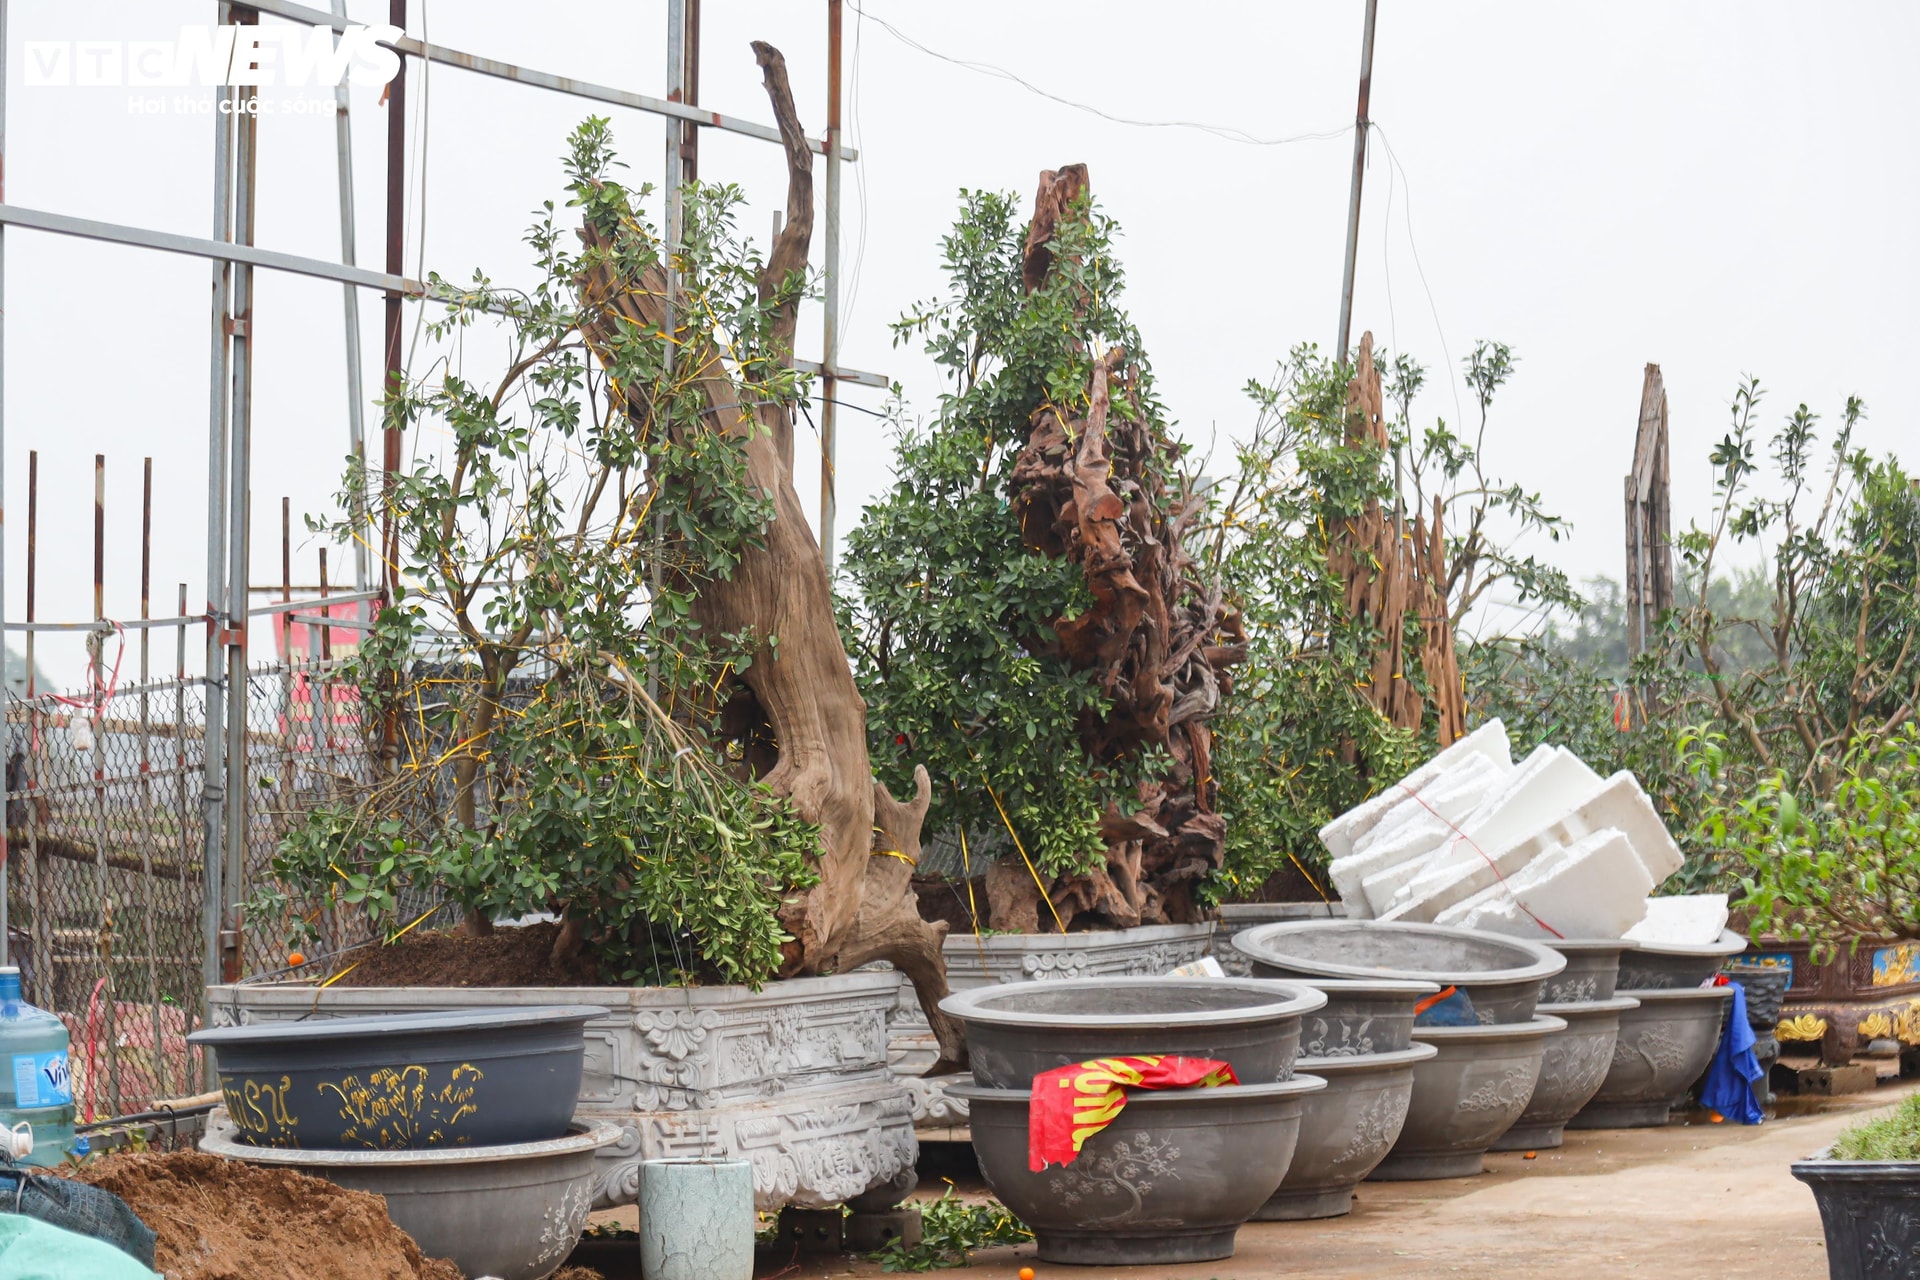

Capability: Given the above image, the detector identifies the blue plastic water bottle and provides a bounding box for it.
[0,965,75,1166]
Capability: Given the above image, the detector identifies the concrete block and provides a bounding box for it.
[1798,1062,1876,1096]
[1318,719,1511,861]
[844,1208,923,1253]
[1624,894,1730,947]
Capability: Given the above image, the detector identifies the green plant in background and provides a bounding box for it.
[869,1189,1032,1272]
[1689,721,1920,958]
[840,189,1170,880]
[1832,1093,1920,1161]
[252,119,821,984]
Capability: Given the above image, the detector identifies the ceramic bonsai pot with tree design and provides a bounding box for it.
[1569,984,1734,1129]
[1489,996,1638,1151]
[187,1006,606,1149]
[1792,1096,1920,1280]
[1232,920,1565,1024]
[1367,1014,1565,1180]
[1254,1042,1436,1220]
[949,1075,1326,1265]
[1541,939,1636,1003]
[939,977,1326,1089]
[1616,930,1748,989]
[1236,971,1440,1058]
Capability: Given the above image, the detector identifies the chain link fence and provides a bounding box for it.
[4,654,378,1118]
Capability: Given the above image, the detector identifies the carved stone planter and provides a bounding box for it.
[941,977,1324,1089]
[205,973,914,1213]
[1367,1014,1565,1180]
[951,1075,1326,1265]
[1791,1152,1920,1280]
[887,923,1215,1127]
[1253,1043,1436,1220]
[1616,929,1748,990]
[1213,904,1341,975]
[1489,997,1638,1151]
[1238,972,1439,1058]
[1541,939,1634,1004]
[1234,920,1565,1024]
[1569,984,1734,1129]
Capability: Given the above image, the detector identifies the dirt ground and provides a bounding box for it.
[585,1080,1912,1279]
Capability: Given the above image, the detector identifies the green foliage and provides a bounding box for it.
[253,119,820,984]
[1689,722,1920,958]
[868,1189,1031,1272]
[840,189,1167,877]
[1199,345,1421,893]
[1832,1093,1920,1161]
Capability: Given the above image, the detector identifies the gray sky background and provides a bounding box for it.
[5,1,1916,687]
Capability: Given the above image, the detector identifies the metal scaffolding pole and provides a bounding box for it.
[1335,0,1378,366]
[0,0,10,968]
[331,0,372,615]
[819,0,843,570]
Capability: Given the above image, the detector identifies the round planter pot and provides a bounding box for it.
[1368,1014,1565,1181]
[1791,1152,1920,1280]
[949,1075,1326,1266]
[1262,977,1441,1058]
[1616,929,1748,990]
[1489,997,1638,1151]
[1568,984,1733,1129]
[938,977,1325,1090]
[639,1158,754,1280]
[1254,1042,1436,1220]
[202,1111,622,1280]
[1723,963,1791,1031]
[188,1005,606,1149]
[1541,939,1634,1004]
[1233,920,1565,1025]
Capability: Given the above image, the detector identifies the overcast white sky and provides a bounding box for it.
[4,2,1916,687]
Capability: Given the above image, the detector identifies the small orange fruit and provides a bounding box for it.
[1019,1269,1036,1280]
[286,951,307,967]
[1523,1151,1538,1160]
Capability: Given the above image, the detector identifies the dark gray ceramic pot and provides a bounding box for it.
[187,1005,606,1149]
[1489,996,1638,1151]
[1233,920,1565,1024]
[1254,1042,1436,1220]
[1367,1014,1564,1181]
[1724,963,1791,1031]
[1541,939,1634,1004]
[1274,977,1442,1058]
[949,1075,1326,1265]
[1616,929,1748,989]
[1791,1151,1920,1280]
[1568,984,1733,1129]
[939,977,1325,1091]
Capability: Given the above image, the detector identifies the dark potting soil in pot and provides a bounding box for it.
[334,922,606,987]
[69,1150,463,1280]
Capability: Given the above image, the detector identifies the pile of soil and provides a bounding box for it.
[70,1151,461,1280]
[334,921,605,988]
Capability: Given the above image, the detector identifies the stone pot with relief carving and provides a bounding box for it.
[1367,1014,1564,1181]
[1490,996,1638,1152]
[1253,1042,1437,1220]
[1569,984,1733,1129]
[1540,938,1635,1004]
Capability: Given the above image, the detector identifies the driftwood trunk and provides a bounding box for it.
[997,165,1246,933]
[576,43,964,1071]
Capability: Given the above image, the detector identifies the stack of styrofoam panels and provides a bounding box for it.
[1317,720,1687,940]
[1623,893,1731,946]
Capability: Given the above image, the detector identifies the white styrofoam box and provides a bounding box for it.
[1351,753,1504,858]
[1444,829,1655,940]
[1318,719,1512,861]
[1361,852,1439,918]
[1497,770,1683,890]
[1624,893,1730,947]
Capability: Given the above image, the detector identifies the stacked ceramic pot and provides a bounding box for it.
[1722,959,1790,1106]
[1570,930,1744,1129]
[190,1007,621,1280]
[1490,939,1638,1151]
[940,977,1327,1265]
[1234,920,1565,1181]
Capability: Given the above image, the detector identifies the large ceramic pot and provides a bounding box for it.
[950,1075,1326,1265]
[1489,997,1638,1152]
[205,973,914,1213]
[188,1006,604,1149]
[1616,929,1748,989]
[1568,985,1734,1129]
[1791,1152,1920,1280]
[1541,939,1634,1004]
[203,1112,623,1280]
[1213,905,1341,976]
[1254,1043,1436,1220]
[1233,920,1565,1024]
[1368,1014,1565,1180]
[939,977,1325,1089]
[1285,978,1441,1058]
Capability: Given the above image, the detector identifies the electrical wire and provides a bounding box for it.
[1370,122,1464,437]
[846,2,1351,149]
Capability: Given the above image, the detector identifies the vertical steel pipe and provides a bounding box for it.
[820,0,843,570]
[1335,0,1378,366]
[331,0,371,616]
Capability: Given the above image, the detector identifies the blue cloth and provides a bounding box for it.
[1699,979,1765,1124]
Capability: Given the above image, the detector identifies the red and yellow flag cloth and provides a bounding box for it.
[1027,1055,1238,1171]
